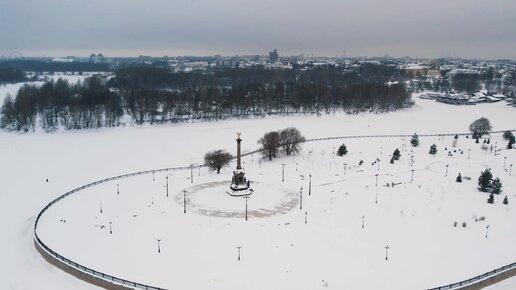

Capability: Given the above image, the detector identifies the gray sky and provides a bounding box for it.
[1,0,516,59]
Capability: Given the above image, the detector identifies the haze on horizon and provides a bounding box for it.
[1,0,516,59]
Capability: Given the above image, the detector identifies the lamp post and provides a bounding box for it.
[375,174,379,187]
[109,221,112,234]
[190,165,194,183]
[344,163,347,175]
[510,164,513,176]
[468,149,471,159]
[385,245,390,261]
[99,201,103,214]
[377,160,380,171]
[117,183,119,195]
[299,187,303,210]
[166,176,169,197]
[411,169,415,183]
[504,157,507,168]
[296,162,298,172]
[445,165,449,177]
[362,215,365,229]
[281,163,286,182]
[243,195,250,221]
[308,174,312,196]
[236,246,242,261]
[157,239,161,253]
[152,171,155,182]
[375,192,378,204]
[183,189,187,214]
[305,212,308,224]
[485,225,489,239]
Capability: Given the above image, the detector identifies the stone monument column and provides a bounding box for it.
[236,133,242,170]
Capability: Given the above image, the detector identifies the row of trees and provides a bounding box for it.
[258,127,305,160]
[0,77,122,131]
[0,67,26,84]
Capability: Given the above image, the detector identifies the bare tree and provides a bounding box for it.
[469,117,492,138]
[258,131,280,160]
[279,127,305,155]
[204,150,233,174]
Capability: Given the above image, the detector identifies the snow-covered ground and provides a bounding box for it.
[0,92,515,289]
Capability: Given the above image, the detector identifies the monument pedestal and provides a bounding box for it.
[227,133,253,197]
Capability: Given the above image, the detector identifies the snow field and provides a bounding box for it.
[0,94,514,290]
[37,131,515,290]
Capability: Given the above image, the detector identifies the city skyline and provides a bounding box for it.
[1,0,516,59]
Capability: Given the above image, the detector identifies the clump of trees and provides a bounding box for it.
[469,117,492,138]
[279,127,305,155]
[503,131,515,149]
[204,150,233,174]
[0,67,26,84]
[258,127,305,160]
[410,133,419,147]
[390,148,400,164]
[478,169,504,204]
[258,131,280,161]
[429,144,437,155]
[478,169,493,192]
[0,77,123,132]
[337,144,348,156]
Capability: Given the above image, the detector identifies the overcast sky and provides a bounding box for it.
[1,0,516,59]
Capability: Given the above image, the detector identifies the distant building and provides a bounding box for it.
[269,49,279,63]
[90,53,104,64]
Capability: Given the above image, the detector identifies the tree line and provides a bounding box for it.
[0,67,26,84]
[1,64,413,132]
[1,77,122,131]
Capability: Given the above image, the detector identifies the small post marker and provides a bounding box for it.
[385,245,390,261]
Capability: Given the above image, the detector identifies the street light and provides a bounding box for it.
[468,149,471,159]
[236,246,242,261]
[99,201,103,214]
[411,169,415,183]
[510,164,513,176]
[117,183,119,195]
[109,221,112,234]
[445,165,449,177]
[166,176,169,197]
[485,225,490,239]
[344,163,347,175]
[152,171,155,182]
[308,174,312,196]
[375,174,379,187]
[281,163,286,182]
[504,157,507,168]
[362,215,365,229]
[385,245,390,261]
[296,162,298,172]
[157,239,161,253]
[299,187,303,210]
[243,195,250,221]
[183,189,187,214]
[190,165,194,183]
[305,212,308,224]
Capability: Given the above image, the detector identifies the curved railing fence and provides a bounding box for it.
[34,129,516,290]
[33,165,206,290]
[428,262,516,290]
